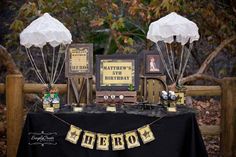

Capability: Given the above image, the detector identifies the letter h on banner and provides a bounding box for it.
[81,131,96,149]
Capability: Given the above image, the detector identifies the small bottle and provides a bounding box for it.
[52,93,60,110]
[43,93,50,109]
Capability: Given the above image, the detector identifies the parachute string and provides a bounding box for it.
[165,43,175,82]
[28,49,46,85]
[25,48,46,85]
[50,46,57,84]
[26,48,46,84]
[156,43,175,83]
[53,56,65,83]
[40,48,50,83]
[26,48,43,84]
[52,44,66,83]
[169,45,176,76]
[177,45,185,84]
[53,45,69,83]
[179,43,193,81]
[52,47,62,83]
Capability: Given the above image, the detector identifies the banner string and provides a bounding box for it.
[36,105,71,126]
[149,116,165,126]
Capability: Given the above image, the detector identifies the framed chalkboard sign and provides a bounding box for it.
[65,44,93,77]
[96,55,139,91]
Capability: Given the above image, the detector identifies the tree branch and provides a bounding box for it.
[110,29,124,51]
[198,35,236,74]
[169,73,222,90]
[181,73,222,85]
[169,35,236,87]
[104,33,113,55]
[0,45,21,74]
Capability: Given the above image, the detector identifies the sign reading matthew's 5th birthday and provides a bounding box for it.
[96,55,138,91]
[101,60,134,86]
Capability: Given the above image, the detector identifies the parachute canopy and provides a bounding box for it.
[147,12,199,45]
[20,13,72,48]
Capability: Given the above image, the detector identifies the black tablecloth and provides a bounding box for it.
[17,112,208,157]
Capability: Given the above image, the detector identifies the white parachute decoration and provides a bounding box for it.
[20,13,72,87]
[147,12,199,85]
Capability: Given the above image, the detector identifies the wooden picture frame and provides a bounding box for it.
[96,55,139,91]
[65,44,93,77]
[144,52,163,75]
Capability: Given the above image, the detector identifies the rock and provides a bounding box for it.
[186,96,193,106]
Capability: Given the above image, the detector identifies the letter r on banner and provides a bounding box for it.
[111,133,125,151]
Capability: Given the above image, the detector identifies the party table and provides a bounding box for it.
[17,108,208,157]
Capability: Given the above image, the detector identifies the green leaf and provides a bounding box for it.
[111,18,125,30]
[127,37,134,46]
[128,84,135,91]
[10,20,24,32]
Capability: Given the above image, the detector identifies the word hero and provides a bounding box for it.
[65,124,156,151]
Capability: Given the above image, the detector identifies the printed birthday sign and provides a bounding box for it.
[101,60,134,86]
[70,48,89,72]
[65,44,93,77]
[96,55,139,91]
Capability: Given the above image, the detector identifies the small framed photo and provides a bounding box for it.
[144,52,163,75]
[65,44,93,77]
[96,55,139,91]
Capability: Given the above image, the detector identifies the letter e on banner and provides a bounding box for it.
[96,133,110,150]
[81,131,96,149]
[111,133,125,151]
[124,131,140,149]
[65,125,82,144]
[137,125,155,144]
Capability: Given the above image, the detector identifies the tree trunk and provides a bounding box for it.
[0,45,21,74]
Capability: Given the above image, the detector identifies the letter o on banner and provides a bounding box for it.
[124,131,140,149]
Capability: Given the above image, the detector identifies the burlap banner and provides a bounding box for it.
[33,105,163,151]
[65,124,155,151]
